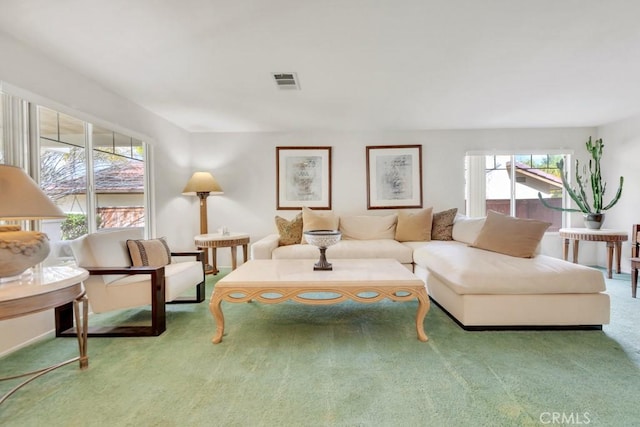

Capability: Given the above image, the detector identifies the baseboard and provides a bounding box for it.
[0,329,54,358]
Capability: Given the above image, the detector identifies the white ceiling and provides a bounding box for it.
[1,0,640,133]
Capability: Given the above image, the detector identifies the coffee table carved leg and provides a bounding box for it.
[209,295,225,344]
[415,289,430,342]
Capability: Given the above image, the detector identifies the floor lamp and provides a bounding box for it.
[183,172,223,272]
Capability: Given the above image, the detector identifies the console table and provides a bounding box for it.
[559,228,628,279]
[195,232,250,274]
[0,265,89,405]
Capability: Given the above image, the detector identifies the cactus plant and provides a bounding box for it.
[538,137,623,214]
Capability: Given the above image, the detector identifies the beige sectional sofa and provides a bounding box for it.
[251,208,610,329]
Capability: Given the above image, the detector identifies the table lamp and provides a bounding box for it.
[0,164,66,280]
[182,172,224,235]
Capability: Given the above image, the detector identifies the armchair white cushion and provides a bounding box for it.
[59,228,205,337]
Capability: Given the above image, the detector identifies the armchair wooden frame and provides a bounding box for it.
[631,224,639,298]
[55,251,205,337]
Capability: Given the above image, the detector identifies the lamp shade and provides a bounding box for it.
[0,165,65,220]
[182,172,224,195]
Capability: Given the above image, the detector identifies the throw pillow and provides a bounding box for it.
[431,208,458,240]
[470,210,551,258]
[275,213,303,246]
[301,206,339,243]
[127,238,172,267]
[395,208,433,242]
[339,214,397,240]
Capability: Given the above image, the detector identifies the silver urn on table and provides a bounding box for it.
[303,230,341,271]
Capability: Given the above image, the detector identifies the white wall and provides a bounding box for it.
[597,114,640,273]
[190,127,599,266]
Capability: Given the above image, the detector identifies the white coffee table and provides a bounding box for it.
[209,259,429,343]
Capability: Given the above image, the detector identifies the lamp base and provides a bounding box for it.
[0,226,51,279]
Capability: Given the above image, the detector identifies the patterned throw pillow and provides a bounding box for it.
[431,208,458,241]
[126,238,172,267]
[275,213,303,246]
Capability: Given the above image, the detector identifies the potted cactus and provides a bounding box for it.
[538,137,623,229]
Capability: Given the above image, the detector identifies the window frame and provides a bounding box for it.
[465,149,573,231]
[1,85,154,239]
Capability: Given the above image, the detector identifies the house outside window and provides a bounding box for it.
[465,152,570,232]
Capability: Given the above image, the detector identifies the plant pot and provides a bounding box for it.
[584,213,605,230]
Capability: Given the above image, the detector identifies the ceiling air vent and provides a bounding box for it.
[272,72,300,90]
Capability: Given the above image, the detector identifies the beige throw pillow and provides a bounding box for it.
[301,206,339,243]
[275,213,303,246]
[127,238,172,267]
[339,214,397,240]
[395,208,433,242]
[470,211,551,258]
[431,208,458,240]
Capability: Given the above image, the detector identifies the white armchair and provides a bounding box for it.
[55,228,205,337]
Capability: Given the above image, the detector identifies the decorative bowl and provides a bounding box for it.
[303,230,342,248]
[303,230,341,271]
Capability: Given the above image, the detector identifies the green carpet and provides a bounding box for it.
[1,269,639,426]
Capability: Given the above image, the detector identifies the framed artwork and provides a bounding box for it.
[276,146,332,210]
[366,145,423,209]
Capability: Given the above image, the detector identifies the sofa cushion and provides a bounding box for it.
[470,211,550,258]
[414,240,606,295]
[431,208,457,240]
[127,238,172,267]
[275,213,303,246]
[452,215,486,244]
[272,239,414,264]
[395,208,433,242]
[301,207,339,243]
[339,214,397,240]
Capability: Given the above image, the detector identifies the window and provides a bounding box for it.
[1,87,152,268]
[38,106,148,242]
[465,152,569,232]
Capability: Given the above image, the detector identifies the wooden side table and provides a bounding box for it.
[194,232,250,274]
[0,265,89,405]
[559,228,628,279]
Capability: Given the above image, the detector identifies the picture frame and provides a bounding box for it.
[276,146,332,210]
[366,145,423,209]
